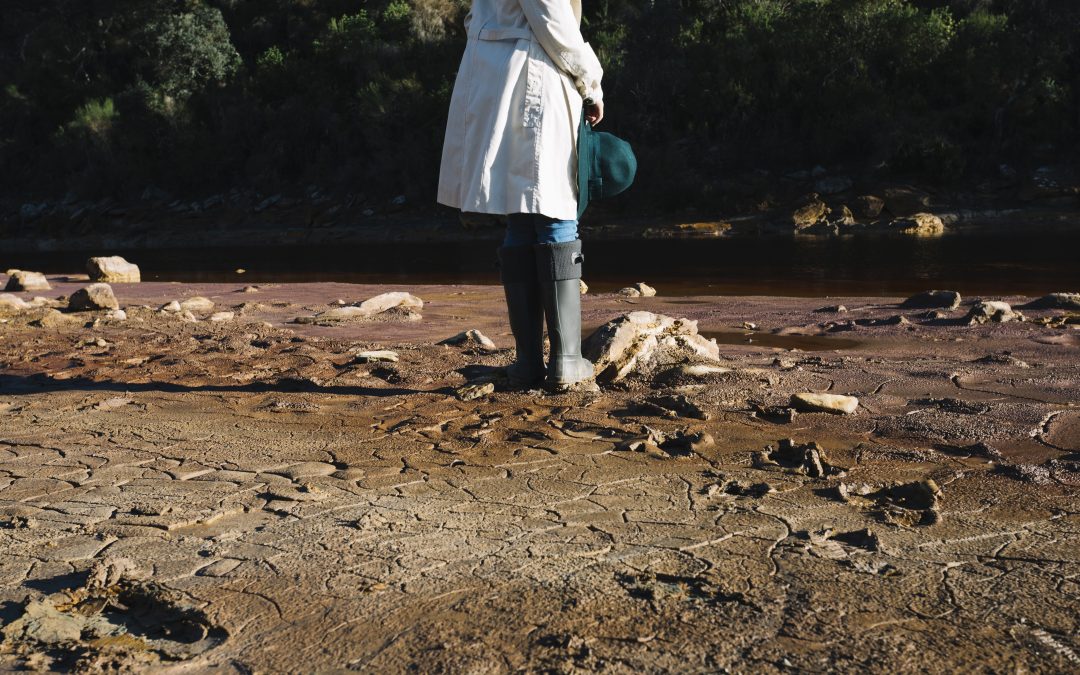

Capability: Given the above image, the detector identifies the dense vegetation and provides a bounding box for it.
[2,0,1077,213]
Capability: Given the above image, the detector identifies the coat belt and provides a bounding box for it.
[476,26,533,41]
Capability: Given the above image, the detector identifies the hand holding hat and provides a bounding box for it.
[577,107,636,219]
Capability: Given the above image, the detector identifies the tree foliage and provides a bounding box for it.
[0,0,1076,209]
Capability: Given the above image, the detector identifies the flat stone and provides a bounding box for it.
[68,283,119,311]
[790,392,859,414]
[356,292,423,316]
[180,296,215,313]
[901,290,961,310]
[209,311,235,322]
[86,255,141,283]
[4,270,51,292]
[1021,292,1080,311]
[353,350,399,363]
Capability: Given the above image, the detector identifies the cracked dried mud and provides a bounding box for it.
[1,277,1078,672]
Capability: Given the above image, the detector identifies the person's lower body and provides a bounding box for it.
[497,214,594,390]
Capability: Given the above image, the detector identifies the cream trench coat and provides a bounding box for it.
[436,0,604,221]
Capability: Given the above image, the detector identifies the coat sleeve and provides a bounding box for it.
[518,0,604,102]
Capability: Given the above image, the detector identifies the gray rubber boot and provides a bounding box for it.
[497,245,545,389]
[535,240,595,388]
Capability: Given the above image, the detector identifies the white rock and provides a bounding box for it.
[439,329,497,352]
[0,294,31,314]
[4,270,51,292]
[180,310,198,323]
[892,213,944,237]
[966,300,1021,325]
[315,306,368,321]
[353,350,399,363]
[790,393,859,414]
[677,364,733,377]
[86,256,141,283]
[161,300,182,313]
[579,280,589,295]
[356,292,424,316]
[180,296,215,313]
[68,283,119,311]
[209,311,235,322]
[618,282,656,298]
[583,311,720,383]
[105,309,127,321]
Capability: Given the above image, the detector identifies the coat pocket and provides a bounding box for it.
[523,39,545,129]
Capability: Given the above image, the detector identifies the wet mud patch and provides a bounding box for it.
[699,329,863,352]
[1,561,226,671]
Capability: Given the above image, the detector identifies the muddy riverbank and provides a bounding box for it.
[1,276,1078,671]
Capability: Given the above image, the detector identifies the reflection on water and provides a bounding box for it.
[702,331,861,351]
[6,232,1080,296]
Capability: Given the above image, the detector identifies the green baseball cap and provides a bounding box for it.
[577,110,637,219]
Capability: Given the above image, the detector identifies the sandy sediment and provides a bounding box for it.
[0,275,1078,672]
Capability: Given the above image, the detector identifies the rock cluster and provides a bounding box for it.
[295,292,424,325]
[582,311,720,383]
[618,282,657,298]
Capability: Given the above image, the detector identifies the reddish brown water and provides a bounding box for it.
[6,232,1080,296]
